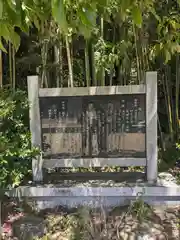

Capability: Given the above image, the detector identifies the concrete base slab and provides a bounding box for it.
[35,197,180,210]
[4,172,180,210]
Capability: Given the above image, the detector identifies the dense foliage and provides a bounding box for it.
[0,88,39,188]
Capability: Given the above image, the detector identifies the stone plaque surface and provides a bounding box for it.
[39,94,146,158]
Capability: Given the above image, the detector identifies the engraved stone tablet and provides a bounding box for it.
[39,94,146,159]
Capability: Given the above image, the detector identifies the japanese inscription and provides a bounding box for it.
[40,94,146,159]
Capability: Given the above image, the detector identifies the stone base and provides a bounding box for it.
[4,172,180,210]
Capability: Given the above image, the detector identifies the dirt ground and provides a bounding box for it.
[1,200,180,240]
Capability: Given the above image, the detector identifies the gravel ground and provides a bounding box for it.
[1,201,180,240]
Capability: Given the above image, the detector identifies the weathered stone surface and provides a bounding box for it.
[157,233,168,240]
[12,215,46,240]
[119,230,129,240]
[128,232,136,240]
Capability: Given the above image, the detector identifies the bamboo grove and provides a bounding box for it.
[0,0,180,146]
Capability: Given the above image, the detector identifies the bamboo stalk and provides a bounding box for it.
[163,66,174,142]
[100,16,105,86]
[100,16,104,39]
[158,114,165,151]
[91,46,96,86]
[175,55,180,140]
[85,40,90,87]
[0,50,2,88]
[144,46,150,71]
[9,42,12,87]
[109,25,116,86]
[138,28,144,82]
[54,45,60,87]
[65,35,73,87]
[70,37,73,86]
[45,41,49,87]
[90,42,96,86]
[133,23,141,84]
[109,69,113,86]
[59,33,63,87]
[120,65,123,85]
[41,39,49,88]
[12,45,16,89]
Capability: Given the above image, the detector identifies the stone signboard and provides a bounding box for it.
[27,72,157,183]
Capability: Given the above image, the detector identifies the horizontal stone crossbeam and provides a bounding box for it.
[4,186,180,199]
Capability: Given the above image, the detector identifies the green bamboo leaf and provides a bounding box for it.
[20,10,30,33]
[150,8,161,22]
[164,49,171,63]
[33,16,40,31]
[0,24,10,42]
[10,31,21,51]
[132,6,142,27]
[79,25,91,39]
[0,39,7,53]
[4,2,20,25]
[79,9,96,38]
[86,9,96,27]
[52,0,68,33]
[6,0,16,11]
[1,24,21,50]
[79,10,92,26]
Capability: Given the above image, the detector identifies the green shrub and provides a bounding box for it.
[158,142,180,171]
[0,88,39,188]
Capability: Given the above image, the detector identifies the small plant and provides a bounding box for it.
[130,198,153,223]
[0,87,39,188]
